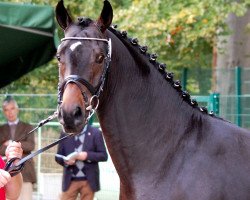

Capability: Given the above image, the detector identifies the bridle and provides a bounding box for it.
[58,36,112,122]
[5,36,112,177]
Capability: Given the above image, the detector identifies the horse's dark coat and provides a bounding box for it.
[55,1,250,199]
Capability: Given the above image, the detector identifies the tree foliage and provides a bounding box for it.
[1,0,249,94]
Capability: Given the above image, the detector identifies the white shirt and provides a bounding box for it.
[8,118,19,126]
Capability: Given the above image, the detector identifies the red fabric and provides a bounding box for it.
[0,157,6,199]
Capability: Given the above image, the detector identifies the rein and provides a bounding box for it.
[58,36,112,122]
[4,111,74,176]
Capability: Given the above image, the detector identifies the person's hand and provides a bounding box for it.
[77,151,88,161]
[0,169,11,188]
[64,158,76,166]
[5,141,23,161]
[3,140,11,147]
[64,151,88,165]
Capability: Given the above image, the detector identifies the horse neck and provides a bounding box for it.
[97,30,204,180]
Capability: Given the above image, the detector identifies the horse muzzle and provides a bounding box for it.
[57,75,100,134]
[58,103,86,134]
[57,81,89,134]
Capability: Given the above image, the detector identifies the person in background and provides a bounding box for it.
[0,96,36,200]
[55,123,108,200]
[0,141,23,200]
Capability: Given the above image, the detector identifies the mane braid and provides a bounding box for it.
[108,25,219,118]
[109,27,151,75]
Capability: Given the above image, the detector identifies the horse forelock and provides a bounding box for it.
[77,17,93,27]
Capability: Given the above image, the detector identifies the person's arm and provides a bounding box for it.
[4,141,23,199]
[5,172,23,200]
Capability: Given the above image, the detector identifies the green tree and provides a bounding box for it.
[1,0,249,95]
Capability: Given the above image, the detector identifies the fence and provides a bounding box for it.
[181,66,250,129]
[0,94,58,124]
[34,122,119,200]
[0,92,249,199]
[219,94,250,128]
[179,66,250,96]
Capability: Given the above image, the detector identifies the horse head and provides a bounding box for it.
[55,0,113,133]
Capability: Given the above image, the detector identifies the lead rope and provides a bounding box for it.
[16,111,59,142]
[5,110,72,176]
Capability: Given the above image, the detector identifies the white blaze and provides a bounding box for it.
[70,41,82,51]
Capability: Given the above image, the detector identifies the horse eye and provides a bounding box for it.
[95,55,105,64]
[56,54,61,62]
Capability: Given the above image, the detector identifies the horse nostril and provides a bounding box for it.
[74,106,83,118]
[58,104,85,133]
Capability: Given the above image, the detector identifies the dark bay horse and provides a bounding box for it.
[55,1,250,199]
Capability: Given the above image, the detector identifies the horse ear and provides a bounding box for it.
[55,0,73,30]
[97,0,113,33]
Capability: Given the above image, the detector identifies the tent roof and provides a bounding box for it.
[0,2,58,88]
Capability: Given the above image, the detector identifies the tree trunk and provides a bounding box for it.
[216,9,250,124]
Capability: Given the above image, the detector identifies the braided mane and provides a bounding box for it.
[108,25,216,117]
